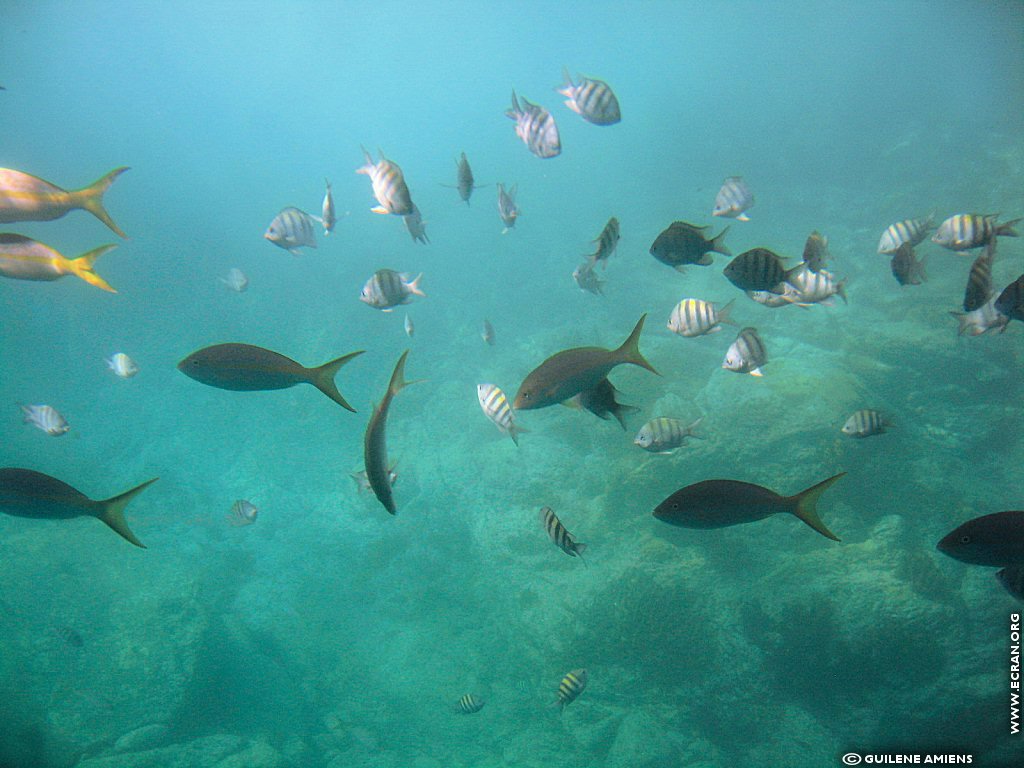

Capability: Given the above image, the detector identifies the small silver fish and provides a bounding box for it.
[841,410,891,438]
[667,298,734,337]
[359,269,426,310]
[106,352,139,378]
[264,207,317,255]
[572,260,604,295]
[350,466,398,494]
[505,91,561,159]
[321,178,336,235]
[877,215,934,254]
[634,417,703,453]
[497,183,518,233]
[403,203,429,244]
[540,506,586,560]
[477,383,526,445]
[20,404,69,436]
[404,314,414,338]
[558,70,621,126]
[481,319,495,346]
[454,694,485,714]
[722,327,767,376]
[356,147,414,216]
[932,213,1020,251]
[227,499,258,526]
[786,265,847,305]
[745,285,806,308]
[219,267,248,292]
[949,296,1010,336]
[713,177,754,221]
[589,217,620,268]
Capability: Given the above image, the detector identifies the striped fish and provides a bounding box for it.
[722,327,767,376]
[802,231,829,273]
[634,417,703,453]
[226,499,258,526]
[403,203,429,244]
[356,148,414,216]
[0,166,128,237]
[786,265,847,305]
[723,248,789,293]
[476,383,526,446]
[321,179,337,235]
[932,213,1020,251]
[572,260,604,295]
[877,215,934,254]
[106,353,139,378]
[963,248,994,312]
[455,152,477,204]
[350,466,397,494]
[0,234,117,292]
[359,269,426,310]
[264,207,317,256]
[481,319,495,346]
[841,409,891,438]
[995,274,1024,322]
[20,404,70,436]
[219,267,248,292]
[453,693,485,714]
[539,506,587,561]
[505,92,561,159]
[667,298,734,337]
[497,183,518,233]
[949,296,1010,336]
[554,669,588,711]
[712,177,754,221]
[589,217,620,268]
[890,243,927,287]
[558,70,620,125]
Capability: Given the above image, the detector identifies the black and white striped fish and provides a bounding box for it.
[995,274,1024,322]
[786,265,847,305]
[403,203,429,244]
[20,404,69,436]
[949,297,1010,336]
[356,148,414,216]
[802,231,829,273]
[321,179,337,235]
[476,383,526,446]
[455,152,477,204]
[558,70,620,126]
[481,319,495,346]
[264,207,317,256]
[633,417,703,453]
[932,213,1020,251]
[589,217,620,268]
[877,215,934,254]
[722,327,767,376]
[226,499,258,527]
[539,506,587,561]
[497,183,519,233]
[890,243,927,286]
[963,248,994,311]
[713,177,754,221]
[667,298,734,337]
[505,91,561,159]
[554,669,588,711]
[106,352,139,378]
[454,694,485,714]
[219,267,248,292]
[841,409,891,438]
[572,260,604,295]
[359,269,426,310]
[723,248,790,293]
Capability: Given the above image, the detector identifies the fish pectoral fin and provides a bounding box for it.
[370,206,390,215]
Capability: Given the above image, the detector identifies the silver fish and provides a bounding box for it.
[264,207,317,256]
[227,499,258,526]
[356,147,414,216]
[634,417,703,453]
[404,314,415,338]
[589,217,619,268]
[20,404,69,436]
[106,352,139,378]
[455,152,477,204]
[481,319,495,346]
[712,177,754,221]
[745,284,806,308]
[360,269,426,310]
[667,298,734,337]
[841,410,891,438]
[932,213,1020,251]
[476,383,526,446]
[877,215,934,254]
[572,260,604,295]
[558,70,620,126]
[505,91,561,159]
[722,327,767,376]
[454,694,485,714]
[321,178,337,235]
[801,231,829,273]
[949,296,1010,336]
[540,506,586,560]
[497,183,518,233]
[786,265,847,305]
[219,267,248,292]
[403,203,429,244]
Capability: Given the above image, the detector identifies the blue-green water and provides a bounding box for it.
[2,1,1023,766]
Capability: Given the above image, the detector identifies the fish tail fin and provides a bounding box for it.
[836,278,848,305]
[712,225,732,256]
[311,350,365,412]
[949,311,970,336]
[68,244,118,292]
[575,543,589,568]
[506,90,520,119]
[788,472,845,541]
[616,314,659,375]
[509,423,530,446]
[407,273,427,297]
[611,403,640,431]
[74,167,129,238]
[98,477,158,548]
[356,146,373,174]
[387,349,423,398]
[718,298,737,326]
[686,416,705,439]
[997,217,1020,237]
[917,254,928,283]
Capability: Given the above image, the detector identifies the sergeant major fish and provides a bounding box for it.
[477,383,527,446]
[0,234,117,292]
[506,91,561,158]
[801,231,829,273]
[890,243,927,286]
[558,70,621,125]
[722,327,767,376]
[481,319,495,346]
[588,217,620,269]
[356,147,414,215]
[404,314,415,338]
[360,269,426,310]
[723,248,792,293]
[786,265,847,305]
[363,351,418,515]
[540,506,587,561]
[264,207,317,256]
[0,166,129,237]
[949,296,1010,336]
[634,417,703,453]
[841,409,891,438]
[21,405,69,436]
[932,213,1020,251]
[668,298,735,338]
[712,177,754,221]
[106,353,139,378]
[572,260,604,295]
[455,152,478,204]
[877,215,934,254]
[454,694,485,714]
[554,669,588,711]
[962,247,994,311]
[995,274,1024,322]
[227,499,258,527]
[497,183,519,233]
[996,567,1024,602]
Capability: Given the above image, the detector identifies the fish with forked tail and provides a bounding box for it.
[364,351,419,515]
[0,167,129,237]
[0,234,118,292]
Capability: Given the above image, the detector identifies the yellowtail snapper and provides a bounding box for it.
[0,234,117,292]
[364,351,419,515]
[0,166,129,237]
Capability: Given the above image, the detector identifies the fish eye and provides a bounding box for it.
[959,535,971,545]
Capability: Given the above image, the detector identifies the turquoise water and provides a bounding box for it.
[1,1,1023,766]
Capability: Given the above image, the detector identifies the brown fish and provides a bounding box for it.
[653,473,845,541]
[177,343,364,412]
[937,510,1024,566]
[513,315,657,410]
[364,350,418,515]
[0,468,157,548]
[566,377,638,430]
[0,167,129,237]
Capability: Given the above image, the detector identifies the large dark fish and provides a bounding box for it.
[364,350,417,515]
[0,468,157,548]
[723,248,791,292]
[649,221,730,270]
[994,274,1024,322]
[513,315,657,411]
[653,473,845,541]
[178,343,364,412]
[936,510,1024,566]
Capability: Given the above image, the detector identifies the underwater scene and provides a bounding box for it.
[1,1,1023,766]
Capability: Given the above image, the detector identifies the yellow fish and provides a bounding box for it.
[0,234,118,292]
[0,167,129,237]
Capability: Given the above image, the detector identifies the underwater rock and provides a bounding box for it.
[113,723,170,753]
[76,734,243,768]
[606,709,685,767]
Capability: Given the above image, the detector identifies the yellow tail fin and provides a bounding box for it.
[788,472,845,541]
[615,314,659,375]
[68,244,118,292]
[310,350,365,411]
[75,167,129,238]
[98,477,158,548]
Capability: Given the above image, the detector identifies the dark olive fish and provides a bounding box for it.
[723,248,791,292]
[936,510,1024,566]
[996,567,1024,602]
[178,343,364,412]
[364,351,418,515]
[801,230,829,273]
[568,377,638,430]
[963,249,994,311]
[654,473,845,541]
[650,221,730,271]
[554,668,588,711]
[513,315,657,411]
[540,506,587,561]
[994,274,1024,322]
[0,468,157,548]
[890,243,927,287]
